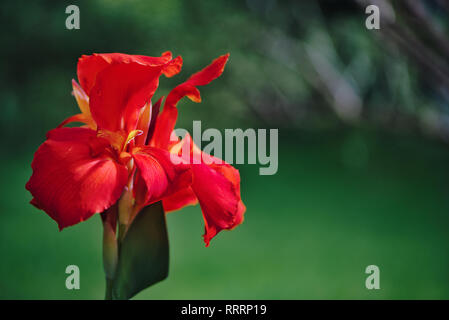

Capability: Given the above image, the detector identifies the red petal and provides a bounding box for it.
[183,53,230,87]
[71,80,89,113]
[135,96,163,147]
[77,52,181,96]
[26,127,128,230]
[134,102,152,147]
[89,62,163,132]
[192,162,245,247]
[111,51,172,67]
[149,103,178,149]
[162,187,198,212]
[146,96,163,144]
[77,54,110,96]
[151,54,230,149]
[169,133,245,246]
[162,55,183,78]
[57,113,90,128]
[132,147,192,208]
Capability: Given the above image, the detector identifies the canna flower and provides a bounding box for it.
[26,51,245,247]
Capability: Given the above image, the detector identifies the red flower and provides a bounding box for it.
[26,51,245,246]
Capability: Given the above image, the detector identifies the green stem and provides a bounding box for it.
[103,186,133,300]
[102,206,119,300]
[105,278,113,300]
[118,223,128,244]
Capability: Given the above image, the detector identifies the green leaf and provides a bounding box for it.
[112,201,169,300]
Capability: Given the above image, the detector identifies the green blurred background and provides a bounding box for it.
[2,0,449,299]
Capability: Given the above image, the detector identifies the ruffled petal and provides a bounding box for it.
[169,133,245,246]
[77,54,110,96]
[132,146,192,208]
[162,187,198,212]
[77,52,182,96]
[192,161,245,247]
[25,127,128,230]
[89,62,163,132]
[151,54,230,149]
[161,55,183,77]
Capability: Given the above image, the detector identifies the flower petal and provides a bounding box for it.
[135,96,164,147]
[77,54,110,96]
[162,55,183,78]
[132,147,192,208]
[57,113,91,128]
[72,80,90,117]
[151,54,230,149]
[162,187,198,212]
[135,102,152,147]
[169,133,245,246]
[26,127,128,230]
[89,62,163,132]
[192,161,245,247]
[58,81,96,129]
[77,52,181,96]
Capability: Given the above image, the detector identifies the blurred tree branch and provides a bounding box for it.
[355,0,449,140]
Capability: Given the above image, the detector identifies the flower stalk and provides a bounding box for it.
[101,205,118,300]
[103,184,138,299]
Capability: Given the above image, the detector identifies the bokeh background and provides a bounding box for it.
[2,0,449,299]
